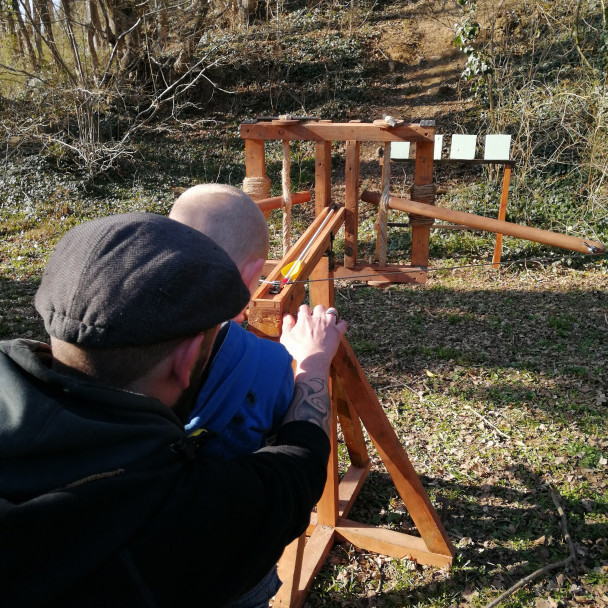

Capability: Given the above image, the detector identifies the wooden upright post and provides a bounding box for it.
[410,138,434,270]
[243,138,271,217]
[244,139,267,188]
[309,139,334,310]
[492,164,512,268]
[315,140,332,214]
[344,139,360,269]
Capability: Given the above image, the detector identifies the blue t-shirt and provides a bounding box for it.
[186,322,294,458]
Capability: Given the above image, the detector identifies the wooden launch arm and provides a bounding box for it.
[362,190,606,255]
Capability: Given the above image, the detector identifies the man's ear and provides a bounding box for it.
[240,257,266,295]
[171,333,207,390]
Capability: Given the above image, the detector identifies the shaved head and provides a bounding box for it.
[170,184,269,270]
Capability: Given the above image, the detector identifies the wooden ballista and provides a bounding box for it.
[241,118,605,606]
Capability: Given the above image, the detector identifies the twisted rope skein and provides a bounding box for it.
[281,139,292,255]
[409,183,436,227]
[242,176,271,201]
[376,142,392,265]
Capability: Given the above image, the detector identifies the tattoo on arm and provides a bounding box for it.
[282,378,331,436]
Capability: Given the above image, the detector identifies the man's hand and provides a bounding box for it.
[280,305,347,379]
[279,305,347,436]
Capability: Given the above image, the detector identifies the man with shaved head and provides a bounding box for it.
[170,184,323,605]
[171,184,269,309]
[170,184,295,464]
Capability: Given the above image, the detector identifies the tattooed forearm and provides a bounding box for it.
[281,377,331,436]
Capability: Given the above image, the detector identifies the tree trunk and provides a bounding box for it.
[30,0,44,64]
[86,0,102,74]
[35,0,55,46]
[59,0,85,83]
[12,0,39,70]
[114,0,141,74]
[4,8,24,61]
[157,0,168,48]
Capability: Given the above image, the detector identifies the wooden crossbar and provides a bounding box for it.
[241,121,435,143]
[254,190,311,213]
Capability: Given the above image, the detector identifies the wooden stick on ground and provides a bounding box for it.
[482,482,577,608]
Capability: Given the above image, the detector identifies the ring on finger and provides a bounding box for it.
[326,308,339,320]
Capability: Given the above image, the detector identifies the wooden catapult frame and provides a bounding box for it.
[240,119,605,607]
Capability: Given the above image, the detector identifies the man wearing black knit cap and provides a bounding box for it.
[0,212,347,607]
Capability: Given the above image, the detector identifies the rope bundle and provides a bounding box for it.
[281,139,292,255]
[409,184,436,227]
[242,176,271,201]
[375,142,392,265]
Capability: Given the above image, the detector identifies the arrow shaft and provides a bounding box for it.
[283,208,335,281]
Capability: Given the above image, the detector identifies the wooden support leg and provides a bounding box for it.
[332,338,455,559]
[316,368,340,528]
[335,375,369,469]
[275,533,306,606]
[492,164,512,268]
[274,525,336,608]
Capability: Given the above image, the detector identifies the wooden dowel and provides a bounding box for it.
[255,191,311,213]
[361,190,606,255]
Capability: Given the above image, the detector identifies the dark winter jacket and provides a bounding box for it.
[0,339,329,607]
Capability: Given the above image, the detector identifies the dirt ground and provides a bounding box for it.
[362,0,469,126]
[346,0,474,169]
